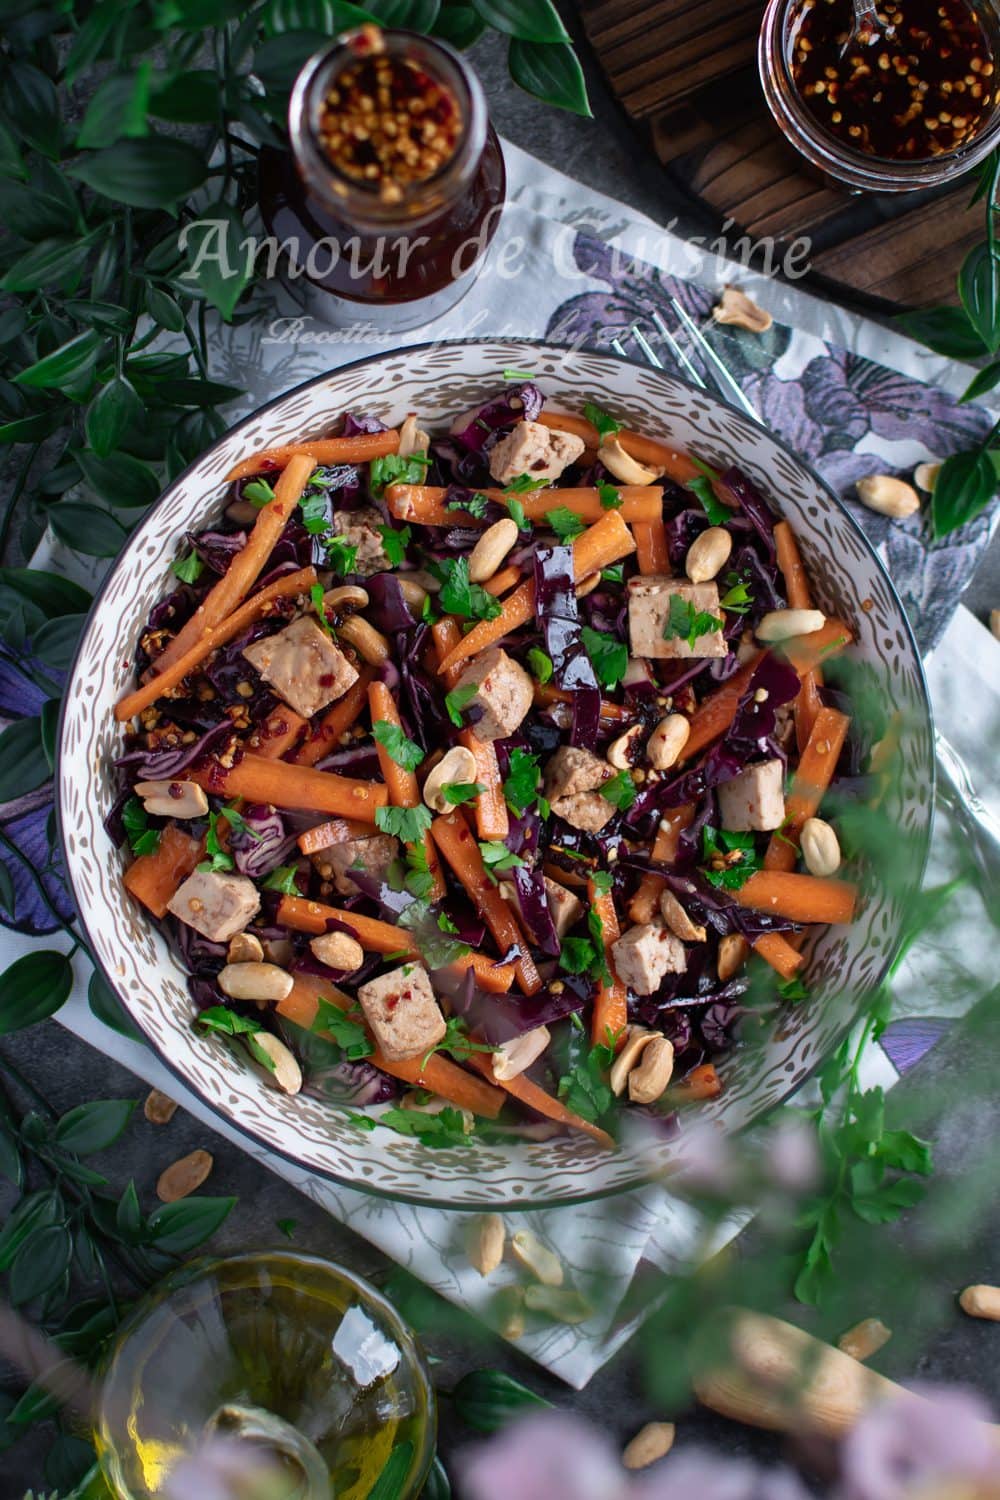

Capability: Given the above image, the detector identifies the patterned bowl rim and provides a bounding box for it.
[58,337,935,1210]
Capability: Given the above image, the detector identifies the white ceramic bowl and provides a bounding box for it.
[59,340,933,1209]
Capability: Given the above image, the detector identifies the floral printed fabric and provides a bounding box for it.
[546,230,997,653]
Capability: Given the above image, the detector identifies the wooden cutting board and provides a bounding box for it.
[579,0,983,309]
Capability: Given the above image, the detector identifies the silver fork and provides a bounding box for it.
[609,299,1000,884]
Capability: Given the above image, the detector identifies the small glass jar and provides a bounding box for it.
[759,0,1000,191]
[259,27,506,329]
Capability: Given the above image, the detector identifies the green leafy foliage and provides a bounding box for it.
[369,450,431,495]
[444,682,478,727]
[378,522,411,566]
[379,1105,473,1147]
[452,491,489,519]
[527,646,553,683]
[373,719,425,771]
[546,506,587,542]
[502,747,544,816]
[375,803,434,843]
[122,797,160,858]
[700,825,762,890]
[0,951,74,1033]
[478,840,524,874]
[583,401,621,439]
[432,556,502,621]
[599,768,636,810]
[311,997,373,1059]
[441,780,484,805]
[581,624,627,688]
[686,460,732,526]
[261,864,302,893]
[663,593,724,648]
[451,1367,552,1432]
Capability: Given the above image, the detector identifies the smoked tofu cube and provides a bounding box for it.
[544,745,616,833]
[612,921,687,995]
[309,831,399,896]
[543,876,584,939]
[242,616,358,719]
[330,505,392,576]
[488,420,585,485]
[454,646,533,743]
[357,962,446,1062]
[627,577,727,660]
[167,870,261,943]
[717,758,786,832]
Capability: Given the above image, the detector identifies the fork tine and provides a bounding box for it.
[610,336,628,358]
[647,312,706,388]
[630,324,665,370]
[668,297,761,423]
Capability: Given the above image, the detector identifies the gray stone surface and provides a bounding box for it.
[3,17,1000,1495]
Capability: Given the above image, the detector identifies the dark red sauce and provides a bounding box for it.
[789,0,996,158]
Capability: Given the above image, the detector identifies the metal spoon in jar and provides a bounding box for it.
[840,0,885,56]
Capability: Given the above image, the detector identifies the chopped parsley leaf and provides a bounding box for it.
[478,840,525,875]
[242,477,275,508]
[663,594,724,649]
[403,843,434,900]
[369,451,430,496]
[449,491,489,519]
[444,682,478,728]
[379,1105,473,1148]
[601,563,625,585]
[778,975,810,1003]
[437,911,460,934]
[600,769,636,811]
[581,624,628,689]
[559,936,598,975]
[422,1014,496,1069]
[687,457,731,526]
[503,748,543,816]
[198,1007,262,1037]
[557,1035,617,1123]
[310,583,333,635]
[261,864,301,894]
[505,495,530,531]
[171,549,204,583]
[591,869,614,896]
[324,536,358,577]
[502,368,534,380]
[373,719,425,772]
[376,804,434,844]
[699,825,762,890]
[442,780,485,806]
[197,813,234,875]
[527,646,554,684]
[586,905,612,985]
[299,491,330,536]
[432,556,502,622]
[122,797,160,859]
[598,481,623,510]
[218,804,262,841]
[719,571,754,615]
[312,996,373,1059]
[503,474,549,494]
[378,523,411,567]
[583,402,622,440]
[547,506,586,543]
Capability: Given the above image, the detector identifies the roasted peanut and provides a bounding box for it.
[422,745,478,813]
[856,475,920,519]
[323,585,369,613]
[606,722,644,770]
[157,1149,213,1203]
[991,608,1000,642]
[467,1212,505,1276]
[337,614,390,665]
[646,714,690,770]
[713,285,773,333]
[228,931,264,965]
[800,817,842,877]
[398,577,428,612]
[397,412,429,457]
[659,888,707,943]
[756,608,826,643]
[628,1035,675,1104]
[837,1318,892,1361]
[309,931,365,972]
[622,1422,676,1470]
[598,437,659,485]
[960,1284,1000,1320]
[717,934,748,982]
[914,461,940,493]
[251,1032,302,1094]
[468,518,518,583]
[143,1089,179,1126]
[609,1025,656,1096]
[510,1229,563,1286]
[218,962,294,1003]
[685,526,732,584]
[134,779,208,820]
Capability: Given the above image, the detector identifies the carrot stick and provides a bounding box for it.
[247,706,308,760]
[436,511,636,676]
[736,871,857,925]
[368,679,445,901]
[226,430,399,482]
[764,706,851,874]
[432,618,464,689]
[678,653,764,762]
[780,619,853,674]
[633,517,670,574]
[385,483,664,527]
[277,894,515,993]
[775,521,824,752]
[153,455,316,675]
[293,666,373,767]
[674,1062,722,1100]
[429,811,541,995]
[588,876,627,1050]
[458,729,509,841]
[464,1053,615,1148]
[297,816,373,856]
[628,804,695,923]
[190,754,387,822]
[482,565,522,597]
[752,931,806,979]
[532,683,633,724]
[537,411,701,486]
[115,565,318,723]
[123,822,203,918]
[278,974,505,1118]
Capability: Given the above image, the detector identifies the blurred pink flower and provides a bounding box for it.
[839,1386,1000,1500]
[163,1436,291,1500]
[631,1449,813,1500]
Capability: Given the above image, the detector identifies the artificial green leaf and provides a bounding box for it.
[145,281,187,332]
[2,64,61,159]
[0,569,91,618]
[0,117,25,181]
[0,951,73,1033]
[69,135,209,210]
[44,1432,96,1493]
[959,242,1000,354]
[88,969,144,1042]
[363,0,439,23]
[65,0,123,81]
[253,29,330,90]
[0,1126,22,1189]
[932,448,997,537]
[508,37,591,116]
[0,1191,62,1272]
[75,449,161,509]
[0,409,67,445]
[0,238,95,294]
[0,180,73,241]
[419,1452,451,1500]
[896,305,989,360]
[49,503,128,558]
[151,69,221,123]
[261,0,377,36]
[367,1441,416,1500]
[40,698,60,773]
[153,376,245,407]
[960,359,1000,403]
[0,718,49,801]
[9,1223,73,1305]
[179,201,254,321]
[432,3,485,46]
[85,377,143,458]
[76,67,152,150]
[450,1368,551,1432]
[13,330,102,391]
[54,1100,137,1155]
[473,0,567,38]
[146,1195,236,1254]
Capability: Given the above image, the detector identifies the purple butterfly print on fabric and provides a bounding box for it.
[546,230,1000,652]
[0,641,74,936]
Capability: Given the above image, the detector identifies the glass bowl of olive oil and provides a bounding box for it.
[95,1251,436,1500]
